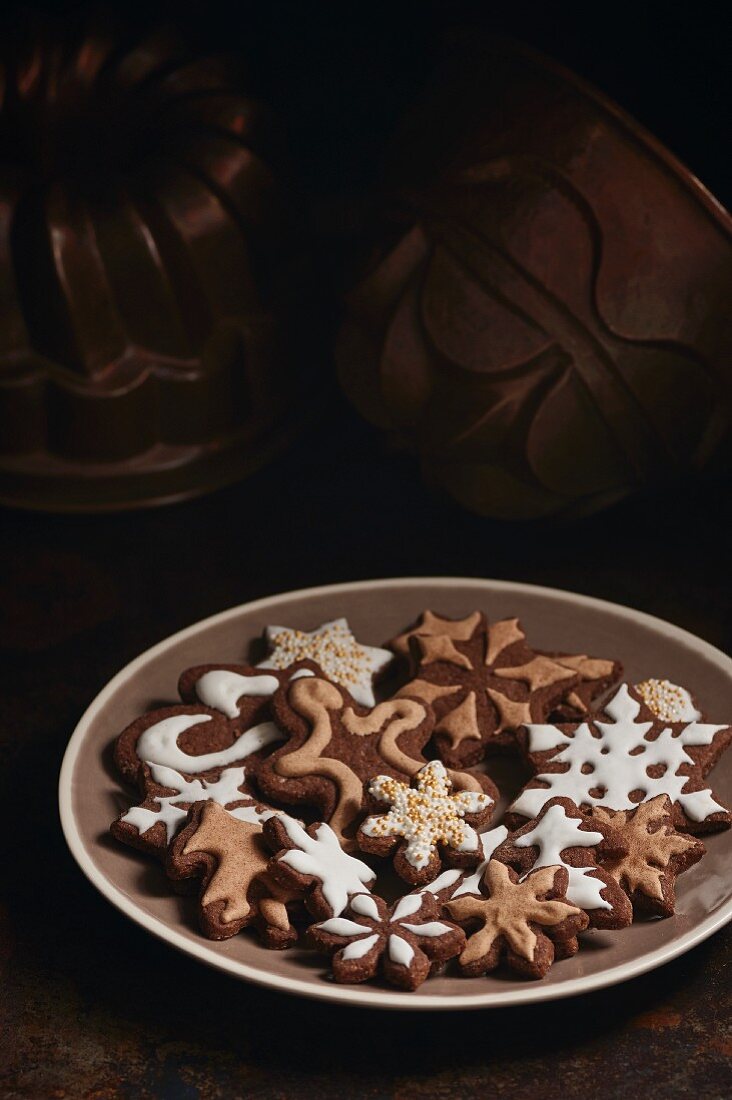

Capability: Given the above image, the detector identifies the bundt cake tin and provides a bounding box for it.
[0,12,317,511]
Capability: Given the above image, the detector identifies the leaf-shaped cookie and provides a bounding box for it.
[592,795,705,917]
[167,801,302,946]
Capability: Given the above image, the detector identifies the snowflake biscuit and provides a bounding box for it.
[357,760,495,885]
[509,683,731,833]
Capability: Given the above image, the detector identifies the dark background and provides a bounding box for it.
[4,0,730,204]
[1,2,730,1097]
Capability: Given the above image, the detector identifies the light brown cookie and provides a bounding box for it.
[591,795,705,917]
[166,801,302,946]
[446,861,589,979]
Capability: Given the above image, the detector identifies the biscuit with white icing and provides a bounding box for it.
[495,797,633,928]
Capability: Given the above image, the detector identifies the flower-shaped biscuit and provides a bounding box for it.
[357,760,494,884]
[309,892,465,990]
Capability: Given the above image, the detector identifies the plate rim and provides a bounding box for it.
[58,575,732,1011]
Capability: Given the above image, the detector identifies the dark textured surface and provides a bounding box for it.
[0,400,730,1098]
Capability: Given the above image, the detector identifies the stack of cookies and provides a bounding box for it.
[110,612,730,989]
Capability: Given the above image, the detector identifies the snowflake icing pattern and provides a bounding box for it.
[122,765,275,843]
[510,685,728,824]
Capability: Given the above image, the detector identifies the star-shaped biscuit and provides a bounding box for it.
[392,611,587,766]
[390,610,483,662]
[259,618,393,706]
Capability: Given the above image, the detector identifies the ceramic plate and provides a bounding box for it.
[59,578,732,1010]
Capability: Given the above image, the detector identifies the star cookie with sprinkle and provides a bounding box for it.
[590,795,705,917]
[392,611,586,767]
[357,760,495,885]
[308,892,465,991]
[445,861,589,980]
[494,797,633,928]
[258,618,393,707]
[509,683,732,835]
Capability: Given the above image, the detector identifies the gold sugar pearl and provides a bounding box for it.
[636,679,695,723]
